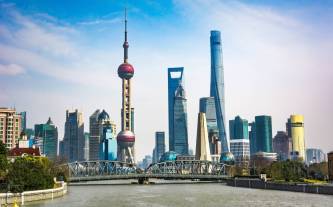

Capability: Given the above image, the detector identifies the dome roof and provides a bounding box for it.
[117,130,135,142]
[98,110,110,121]
[220,152,235,165]
[118,63,134,79]
[159,151,179,162]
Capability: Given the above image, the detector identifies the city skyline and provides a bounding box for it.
[1,1,333,160]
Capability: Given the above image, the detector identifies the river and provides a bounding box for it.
[25,181,333,207]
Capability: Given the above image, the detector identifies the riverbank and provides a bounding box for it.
[0,182,67,205]
[226,178,333,195]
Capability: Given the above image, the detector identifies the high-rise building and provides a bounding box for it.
[89,109,101,161]
[34,117,58,159]
[168,67,184,153]
[199,97,220,155]
[306,148,326,165]
[254,115,272,153]
[249,122,257,155]
[195,112,211,161]
[117,10,136,163]
[273,131,291,161]
[210,30,228,153]
[99,121,117,161]
[328,152,333,182]
[63,109,84,162]
[172,84,189,155]
[0,107,22,149]
[84,132,89,161]
[287,115,305,161]
[229,116,250,167]
[20,111,26,132]
[155,132,165,163]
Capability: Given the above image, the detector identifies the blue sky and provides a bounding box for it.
[1,0,333,160]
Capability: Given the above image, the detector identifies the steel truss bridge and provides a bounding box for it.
[62,160,232,183]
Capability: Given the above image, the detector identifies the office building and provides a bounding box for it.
[63,109,85,162]
[84,132,89,161]
[34,117,58,159]
[306,148,326,165]
[195,112,211,161]
[99,121,117,161]
[210,30,228,153]
[155,132,165,163]
[254,115,273,153]
[328,152,333,182]
[229,116,250,166]
[273,131,291,161]
[0,107,22,149]
[20,111,26,132]
[249,122,257,155]
[168,67,184,153]
[199,97,220,155]
[287,115,305,161]
[172,84,189,155]
[89,110,101,160]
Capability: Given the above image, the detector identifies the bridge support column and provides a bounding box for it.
[138,177,149,184]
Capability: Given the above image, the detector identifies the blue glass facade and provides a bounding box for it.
[155,131,165,162]
[168,67,184,153]
[34,117,58,159]
[173,84,189,155]
[229,116,249,140]
[254,115,273,153]
[210,30,228,153]
[99,123,117,161]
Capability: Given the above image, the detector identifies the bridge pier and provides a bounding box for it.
[138,177,149,184]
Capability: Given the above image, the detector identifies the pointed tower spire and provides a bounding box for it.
[123,8,129,63]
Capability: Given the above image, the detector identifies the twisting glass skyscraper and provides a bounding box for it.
[210,30,229,153]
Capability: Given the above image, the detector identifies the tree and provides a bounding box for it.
[7,156,54,192]
[0,142,8,179]
[0,141,7,156]
[271,160,307,182]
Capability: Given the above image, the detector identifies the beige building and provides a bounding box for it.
[0,107,22,149]
[287,115,305,161]
[195,112,211,161]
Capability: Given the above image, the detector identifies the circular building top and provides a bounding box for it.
[117,130,135,142]
[98,110,110,121]
[159,151,179,162]
[220,152,235,165]
[118,63,134,79]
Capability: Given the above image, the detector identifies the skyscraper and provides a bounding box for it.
[195,112,211,161]
[249,122,256,155]
[155,131,165,163]
[254,115,273,153]
[199,97,220,155]
[168,67,184,152]
[0,107,22,149]
[84,132,89,161]
[306,148,325,165]
[229,116,250,166]
[20,111,26,132]
[172,84,189,155]
[286,115,305,161]
[273,131,291,161]
[34,117,58,159]
[89,109,101,161]
[63,109,84,162]
[90,109,117,161]
[117,10,136,163]
[210,30,228,153]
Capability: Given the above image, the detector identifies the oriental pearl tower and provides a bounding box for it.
[117,9,135,164]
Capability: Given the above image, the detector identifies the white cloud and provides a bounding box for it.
[0,63,25,75]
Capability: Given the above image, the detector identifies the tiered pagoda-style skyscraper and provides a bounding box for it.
[117,9,136,163]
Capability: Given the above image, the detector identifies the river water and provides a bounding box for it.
[25,181,333,207]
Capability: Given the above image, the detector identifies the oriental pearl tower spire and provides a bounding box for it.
[117,9,135,164]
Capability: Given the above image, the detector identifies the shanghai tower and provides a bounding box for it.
[117,9,135,164]
[210,30,229,153]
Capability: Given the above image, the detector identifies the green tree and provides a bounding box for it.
[7,156,54,192]
[271,160,307,182]
[0,142,8,179]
